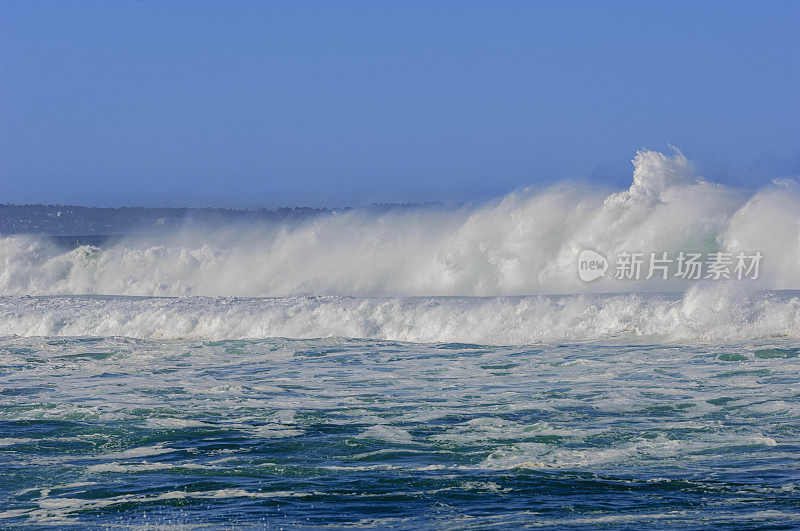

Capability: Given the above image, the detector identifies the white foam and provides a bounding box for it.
[0,438,33,447]
[0,285,798,344]
[98,445,176,459]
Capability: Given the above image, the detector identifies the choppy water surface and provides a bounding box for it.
[2,334,799,528]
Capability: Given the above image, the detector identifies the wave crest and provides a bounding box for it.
[1,286,798,343]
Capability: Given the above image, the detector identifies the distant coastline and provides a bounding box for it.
[0,203,328,236]
[0,202,444,236]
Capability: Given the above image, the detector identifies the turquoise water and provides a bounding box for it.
[2,335,799,527]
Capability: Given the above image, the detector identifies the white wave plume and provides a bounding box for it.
[0,148,798,297]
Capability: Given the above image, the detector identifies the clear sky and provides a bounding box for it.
[1,1,799,208]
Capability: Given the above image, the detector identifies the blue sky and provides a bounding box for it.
[1,1,799,208]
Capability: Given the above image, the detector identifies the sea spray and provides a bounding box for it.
[2,150,797,297]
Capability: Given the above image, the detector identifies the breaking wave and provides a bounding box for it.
[1,149,799,298]
[1,286,799,343]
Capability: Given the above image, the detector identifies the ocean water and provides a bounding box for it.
[1,322,799,527]
[1,150,800,527]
